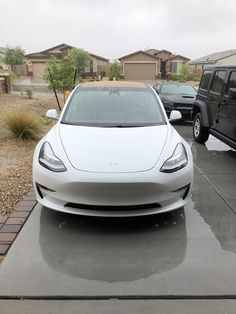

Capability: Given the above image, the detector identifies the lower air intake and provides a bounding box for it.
[64,202,161,211]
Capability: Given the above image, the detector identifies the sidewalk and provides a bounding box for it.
[1,299,236,314]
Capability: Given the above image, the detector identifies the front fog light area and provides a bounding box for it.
[161,143,188,173]
[39,142,66,172]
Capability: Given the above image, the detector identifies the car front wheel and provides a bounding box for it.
[193,113,209,143]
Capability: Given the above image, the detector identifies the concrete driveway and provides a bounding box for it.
[0,122,236,313]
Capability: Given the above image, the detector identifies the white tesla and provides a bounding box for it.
[33,81,193,217]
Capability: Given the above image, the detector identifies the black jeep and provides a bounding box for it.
[192,66,236,149]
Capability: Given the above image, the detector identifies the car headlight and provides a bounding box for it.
[160,143,188,173]
[39,142,67,172]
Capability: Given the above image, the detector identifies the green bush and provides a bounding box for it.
[25,87,33,99]
[170,74,180,81]
[193,76,200,82]
[179,64,193,82]
[100,70,106,79]
[4,109,42,139]
[179,77,186,83]
[109,60,121,81]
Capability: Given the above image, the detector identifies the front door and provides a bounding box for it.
[160,61,167,79]
[208,70,227,131]
[218,70,236,141]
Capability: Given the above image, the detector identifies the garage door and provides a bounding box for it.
[125,63,156,80]
[32,62,46,78]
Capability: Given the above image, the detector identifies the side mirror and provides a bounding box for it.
[228,88,236,100]
[169,110,182,122]
[46,109,58,120]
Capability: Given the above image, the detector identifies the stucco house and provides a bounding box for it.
[25,43,109,78]
[119,49,190,80]
[189,49,236,77]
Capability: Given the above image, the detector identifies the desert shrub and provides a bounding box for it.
[25,87,33,99]
[4,109,42,139]
[100,70,106,79]
[179,77,186,83]
[170,74,180,81]
[194,76,200,82]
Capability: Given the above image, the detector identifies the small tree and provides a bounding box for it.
[44,48,91,92]
[69,48,91,80]
[3,46,25,72]
[109,60,121,80]
[44,55,74,92]
[179,64,192,82]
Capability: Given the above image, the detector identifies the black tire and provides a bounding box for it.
[193,113,209,143]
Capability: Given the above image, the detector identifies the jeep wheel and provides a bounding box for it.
[193,113,209,143]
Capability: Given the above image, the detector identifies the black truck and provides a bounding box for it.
[192,65,236,149]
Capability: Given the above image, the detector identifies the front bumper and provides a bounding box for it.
[33,163,193,217]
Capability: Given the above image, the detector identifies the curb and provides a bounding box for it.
[0,189,37,256]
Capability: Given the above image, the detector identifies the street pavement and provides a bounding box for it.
[0,122,235,313]
[12,77,50,94]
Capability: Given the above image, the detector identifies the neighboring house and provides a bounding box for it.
[119,49,190,80]
[147,49,190,78]
[189,49,236,77]
[119,51,161,80]
[25,43,109,78]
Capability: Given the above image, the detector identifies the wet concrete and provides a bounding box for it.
[2,300,236,314]
[0,124,235,298]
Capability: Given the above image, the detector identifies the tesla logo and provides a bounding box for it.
[109,163,118,168]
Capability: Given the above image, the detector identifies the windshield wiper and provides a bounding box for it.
[105,124,145,128]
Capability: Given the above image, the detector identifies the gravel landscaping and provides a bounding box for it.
[0,92,63,217]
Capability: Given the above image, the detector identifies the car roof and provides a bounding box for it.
[158,82,192,85]
[80,81,147,89]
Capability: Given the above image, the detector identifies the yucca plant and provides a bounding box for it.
[4,108,42,139]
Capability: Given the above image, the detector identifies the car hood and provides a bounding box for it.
[160,93,196,104]
[59,124,168,173]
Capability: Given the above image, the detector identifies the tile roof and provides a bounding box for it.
[25,43,109,61]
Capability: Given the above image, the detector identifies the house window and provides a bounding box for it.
[171,62,183,74]
[84,60,91,73]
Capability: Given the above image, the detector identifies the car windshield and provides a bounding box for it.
[160,84,197,95]
[62,87,165,127]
